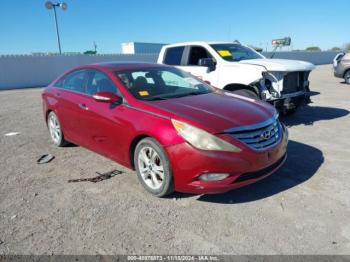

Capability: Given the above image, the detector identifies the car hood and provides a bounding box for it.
[239,58,315,72]
[146,92,276,134]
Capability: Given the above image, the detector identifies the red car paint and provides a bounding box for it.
[42,62,287,194]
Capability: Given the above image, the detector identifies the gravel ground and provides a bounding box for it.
[0,65,349,255]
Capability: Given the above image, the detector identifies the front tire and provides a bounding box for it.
[134,138,174,197]
[344,70,350,84]
[47,111,68,147]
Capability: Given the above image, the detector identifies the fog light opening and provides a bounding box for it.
[199,173,230,181]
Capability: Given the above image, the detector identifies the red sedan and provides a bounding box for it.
[42,62,288,197]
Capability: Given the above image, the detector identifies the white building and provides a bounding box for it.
[121,42,166,54]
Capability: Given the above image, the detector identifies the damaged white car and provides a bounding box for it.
[158,41,315,114]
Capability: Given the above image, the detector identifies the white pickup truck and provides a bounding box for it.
[157,41,315,114]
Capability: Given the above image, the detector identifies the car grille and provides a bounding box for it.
[226,118,281,150]
[282,71,310,94]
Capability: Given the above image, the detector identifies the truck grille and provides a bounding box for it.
[282,71,310,94]
[226,118,281,150]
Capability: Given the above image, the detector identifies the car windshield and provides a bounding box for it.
[210,44,264,62]
[115,67,213,101]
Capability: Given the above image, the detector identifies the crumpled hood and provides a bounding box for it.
[147,92,276,133]
[239,58,315,72]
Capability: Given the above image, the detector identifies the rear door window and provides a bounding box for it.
[163,46,185,65]
[187,46,212,66]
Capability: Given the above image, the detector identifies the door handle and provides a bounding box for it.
[78,103,88,110]
[55,92,61,97]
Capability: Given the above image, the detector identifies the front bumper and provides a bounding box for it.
[262,71,312,110]
[269,92,311,111]
[165,126,288,194]
[267,91,309,101]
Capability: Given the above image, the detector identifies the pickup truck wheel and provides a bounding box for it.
[231,89,259,99]
[344,70,350,84]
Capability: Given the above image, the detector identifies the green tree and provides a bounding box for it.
[83,50,97,55]
[305,46,321,52]
[345,43,350,51]
[330,47,342,52]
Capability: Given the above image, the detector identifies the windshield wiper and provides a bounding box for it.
[143,96,168,101]
[191,91,209,95]
[172,91,209,98]
[144,91,209,101]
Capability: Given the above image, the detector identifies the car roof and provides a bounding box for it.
[82,61,170,71]
[162,41,242,48]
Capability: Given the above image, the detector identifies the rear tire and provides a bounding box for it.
[134,138,174,197]
[344,70,350,84]
[230,89,259,99]
[47,111,68,147]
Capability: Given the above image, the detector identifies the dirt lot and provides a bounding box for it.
[0,65,349,255]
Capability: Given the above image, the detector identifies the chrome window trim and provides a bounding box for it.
[52,68,127,104]
[52,87,127,103]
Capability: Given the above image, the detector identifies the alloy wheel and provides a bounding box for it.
[137,146,165,190]
[48,113,62,145]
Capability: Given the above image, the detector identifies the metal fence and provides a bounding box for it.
[0,51,338,90]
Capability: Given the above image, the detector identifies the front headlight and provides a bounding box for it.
[171,119,241,152]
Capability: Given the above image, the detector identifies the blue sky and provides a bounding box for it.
[0,0,348,54]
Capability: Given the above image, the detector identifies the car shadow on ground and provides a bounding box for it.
[280,105,349,127]
[176,140,324,204]
[63,142,78,147]
[309,91,321,96]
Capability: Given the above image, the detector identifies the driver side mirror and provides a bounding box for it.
[198,58,216,72]
[92,91,123,105]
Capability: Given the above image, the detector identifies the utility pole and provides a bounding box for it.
[45,1,68,54]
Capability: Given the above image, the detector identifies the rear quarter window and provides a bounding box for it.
[163,46,184,65]
[53,78,63,88]
[55,70,87,93]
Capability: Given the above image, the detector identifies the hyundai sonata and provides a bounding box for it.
[42,62,288,197]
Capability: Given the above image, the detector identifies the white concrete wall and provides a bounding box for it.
[0,52,338,89]
[262,51,338,65]
[0,54,158,89]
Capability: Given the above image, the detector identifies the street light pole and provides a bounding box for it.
[52,5,62,54]
[45,1,67,55]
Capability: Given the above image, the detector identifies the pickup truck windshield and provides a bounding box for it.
[115,67,213,101]
[211,44,264,62]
